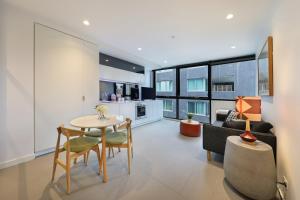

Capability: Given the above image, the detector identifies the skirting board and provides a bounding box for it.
[0,154,35,170]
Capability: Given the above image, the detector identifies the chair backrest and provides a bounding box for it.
[57,125,84,138]
[117,118,132,142]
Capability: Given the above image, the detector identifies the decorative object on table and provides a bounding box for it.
[240,119,257,142]
[95,104,108,119]
[257,36,273,96]
[180,120,201,137]
[187,113,193,123]
[224,136,276,200]
[235,96,261,121]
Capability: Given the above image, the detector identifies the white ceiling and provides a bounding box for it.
[5,0,275,69]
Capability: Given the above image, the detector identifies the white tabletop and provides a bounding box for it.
[70,114,124,129]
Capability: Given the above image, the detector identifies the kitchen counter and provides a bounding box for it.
[99,100,163,127]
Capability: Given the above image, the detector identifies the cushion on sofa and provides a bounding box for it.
[251,121,273,133]
[225,110,238,122]
[223,119,246,130]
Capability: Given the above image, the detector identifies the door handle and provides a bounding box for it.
[82,96,86,101]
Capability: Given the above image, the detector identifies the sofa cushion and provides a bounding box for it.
[223,119,246,130]
[251,121,273,133]
[225,110,238,122]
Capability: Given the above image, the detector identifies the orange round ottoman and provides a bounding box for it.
[180,120,201,137]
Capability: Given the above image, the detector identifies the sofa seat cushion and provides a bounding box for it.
[63,137,99,153]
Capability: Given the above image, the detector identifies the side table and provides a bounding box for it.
[180,120,201,137]
[224,136,276,200]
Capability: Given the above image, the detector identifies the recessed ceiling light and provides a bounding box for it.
[83,20,90,26]
[231,46,236,49]
[137,47,142,51]
[164,60,168,64]
[226,14,234,20]
[105,59,109,62]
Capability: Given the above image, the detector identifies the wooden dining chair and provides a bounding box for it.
[51,125,102,194]
[106,118,133,174]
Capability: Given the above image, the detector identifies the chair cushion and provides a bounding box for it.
[85,128,113,137]
[63,137,99,153]
[106,131,127,145]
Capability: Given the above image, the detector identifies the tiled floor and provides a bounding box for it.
[0,119,260,200]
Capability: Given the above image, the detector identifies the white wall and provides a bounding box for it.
[261,0,300,199]
[0,2,35,168]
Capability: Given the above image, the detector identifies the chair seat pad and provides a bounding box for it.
[106,131,127,145]
[85,128,113,137]
[63,137,99,153]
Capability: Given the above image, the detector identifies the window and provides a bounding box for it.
[180,66,208,97]
[211,60,256,99]
[157,98,177,118]
[187,78,207,92]
[155,69,176,96]
[163,100,173,111]
[188,101,207,116]
[156,81,173,92]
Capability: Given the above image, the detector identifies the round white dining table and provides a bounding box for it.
[70,114,124,182]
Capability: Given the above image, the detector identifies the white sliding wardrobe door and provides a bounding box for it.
[35,24,84,153]
[81,41,99,114]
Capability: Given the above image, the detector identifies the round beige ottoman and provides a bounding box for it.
[224,136,276,200]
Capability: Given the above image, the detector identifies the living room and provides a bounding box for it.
[0,0,299,200]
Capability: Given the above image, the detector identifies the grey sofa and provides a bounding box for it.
[203,112,277,161]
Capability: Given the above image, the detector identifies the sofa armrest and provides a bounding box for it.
[203,124,277,160]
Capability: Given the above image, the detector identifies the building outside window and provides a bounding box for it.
[211,60,256,99]
[187,78,207,92]
[212,82,234,92]
[187,101,207,116]
[156,80,173,92]
[163,100,173,111]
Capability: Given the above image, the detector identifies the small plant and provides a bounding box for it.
[187,113,193,121]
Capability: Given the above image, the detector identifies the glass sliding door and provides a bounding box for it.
[157,98,177,118]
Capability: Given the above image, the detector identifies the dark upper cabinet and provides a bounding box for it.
[99,53,145,74]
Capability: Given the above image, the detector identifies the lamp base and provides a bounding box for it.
[240,131,257,143]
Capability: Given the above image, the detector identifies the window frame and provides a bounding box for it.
[153,54,256,123]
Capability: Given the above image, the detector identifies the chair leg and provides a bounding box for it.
[127,145,131,175]
[94,146,102,175]
[108,146,111,158]
[51,150,59,182]
[73,158,77,164]
[83,153,87,164]
[207,151,212,161]
[85,150,90,165]
[112,147,115,158]
[66,153,71,194]
[118,147,121,152]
